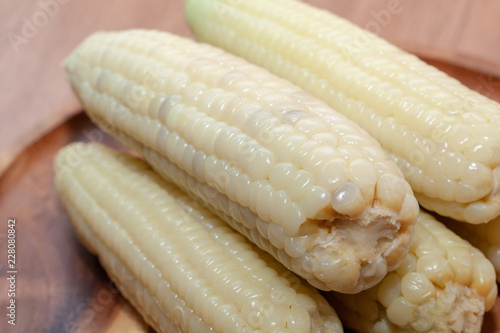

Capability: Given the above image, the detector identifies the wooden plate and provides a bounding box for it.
[0,61,499,332]
[0,113,152,332]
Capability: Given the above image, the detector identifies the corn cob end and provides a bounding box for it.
[325,211,497,332]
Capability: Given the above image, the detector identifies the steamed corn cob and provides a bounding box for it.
[63,30,419,293]
[325,211,497,333]
[443,216,500,283]
[186,0,500,224]
[55,142,343,333]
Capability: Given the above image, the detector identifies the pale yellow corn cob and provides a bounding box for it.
[324,211,497,333]
[63,30,418,293]
[186,0,500,224]
[55,142,343,333]
[443,216,500,283]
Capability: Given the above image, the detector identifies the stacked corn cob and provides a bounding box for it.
[63,29,419,293]
[185,0,500,225]
[185,1,500,325]
[55,143,344,333]
[56,143,496,333]
[326,211,497,333]
[58,4,500,331]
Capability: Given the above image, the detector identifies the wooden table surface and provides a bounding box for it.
[1,0,499,332]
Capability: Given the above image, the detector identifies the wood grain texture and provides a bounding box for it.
[1,0,500,176]
[0,114,130,333]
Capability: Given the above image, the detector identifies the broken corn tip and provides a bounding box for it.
[324,211,497,333]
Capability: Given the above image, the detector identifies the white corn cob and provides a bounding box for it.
[63,30,419,293]
[55,142,343,333]
[443,216,500,283]
[186,0,500,224]
[325,211,497,333]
